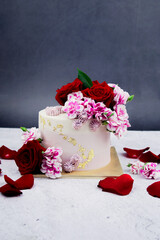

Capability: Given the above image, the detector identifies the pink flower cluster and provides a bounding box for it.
[63,153,82,172]
[106,84,131,137]
[63,90,131,137]
[41,147,63,179]
[21,127,41,144]
[128,161,160,179]
[106,105,131,138]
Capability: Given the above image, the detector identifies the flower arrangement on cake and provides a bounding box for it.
[54,69,134,138]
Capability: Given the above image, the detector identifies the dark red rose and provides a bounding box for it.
[82,81,114,107]
[15,140,46,175]
[55,78,83,105]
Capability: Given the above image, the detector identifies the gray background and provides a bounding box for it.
[0,0,160,130]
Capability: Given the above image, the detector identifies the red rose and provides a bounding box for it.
[55,78,83,105]
[82,81,114,107]
[15,140,46,175]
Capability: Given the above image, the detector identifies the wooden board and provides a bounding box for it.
[34,146,123,178]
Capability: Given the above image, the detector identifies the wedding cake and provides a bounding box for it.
[37,69,133,175]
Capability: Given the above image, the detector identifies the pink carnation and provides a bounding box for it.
[128,161,144,174]
[72,118,83,130]
[89,119,101,131]
[140,163,160,179]
[67,91,83,101]
[63,99,84,119]
[82,97,96,119]
[41,147,63,179]
[106,114,119,132]
[45,106,63,116]
[109,84,130,106]
[63,154,82,172]
[115,104,129,121]
[21,127,41,144]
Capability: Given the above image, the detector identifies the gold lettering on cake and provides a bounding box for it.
[51,123,95,169]
[78,149,94,169]
[57,124,63,132]
[63,135,68,140]
[47,120,51,126]
[40,115,46,129]
[59,133,64,136]
[53,127,57,131]
[78,145,86,153]
[68,137,77,146]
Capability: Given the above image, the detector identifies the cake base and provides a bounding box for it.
[34,147,123,178]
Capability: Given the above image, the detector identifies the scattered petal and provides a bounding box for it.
[98,174,134,196]
[4,174,34,190]
[139,151,160,163]
[0,185,22,197]
[147,181,160,198]
[123,147,150,158]
[0,183,22,197]
[0,145,17,159]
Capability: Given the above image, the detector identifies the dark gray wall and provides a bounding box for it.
[0,0,160,130]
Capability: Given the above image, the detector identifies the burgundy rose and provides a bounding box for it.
[55,78,83,105]
[82,81,114,108]
[15,140,46,175]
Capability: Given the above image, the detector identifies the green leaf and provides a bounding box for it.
[127,95,134,102]
[20,127,28,132]
[102,121,108,125]
[108,112,114,118]
[127,163,132,167]
[37,138,43,143]
[77,68,93,89]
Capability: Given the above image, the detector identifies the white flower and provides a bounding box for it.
[21,127,41,144]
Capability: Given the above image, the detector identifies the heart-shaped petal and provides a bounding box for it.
[147,181,160,198]
[139,151,160,163]
[98,174,134,195]
[123,147,150,158]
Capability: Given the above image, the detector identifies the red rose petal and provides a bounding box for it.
[4,175,19,188]
[147,181,160,198]
[0,184,22,197]
[0,145,17,159]
[139,151,160,163]
[123,147,150,158]
[4,174,34,190]
[15,174,34,190]
[98,174,134,196]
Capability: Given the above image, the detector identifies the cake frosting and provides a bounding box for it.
[39,109,110,171]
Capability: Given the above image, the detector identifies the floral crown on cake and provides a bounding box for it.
[52,69,134,137]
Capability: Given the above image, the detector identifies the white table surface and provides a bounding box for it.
[0,128,160,240]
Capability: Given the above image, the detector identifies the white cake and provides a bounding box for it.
[39,109,110,171]
[38,69,133,175]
